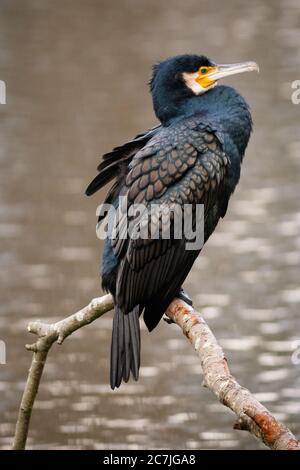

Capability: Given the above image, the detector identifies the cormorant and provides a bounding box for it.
[86,54,259,389]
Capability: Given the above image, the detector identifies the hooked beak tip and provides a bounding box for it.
[247,62,260,73]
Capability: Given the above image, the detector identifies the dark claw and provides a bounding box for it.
[177,287,193,307]
[163,288,193,325]
[163,315,174,324]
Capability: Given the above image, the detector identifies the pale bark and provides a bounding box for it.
[12,295,113,450]
[12,295,300,450]
[167,299,300,450]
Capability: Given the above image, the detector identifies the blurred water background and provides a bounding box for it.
[0,0,300,450]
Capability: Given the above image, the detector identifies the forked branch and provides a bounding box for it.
[12,295,300,450]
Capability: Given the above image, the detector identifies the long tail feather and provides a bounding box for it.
[110,306,140,389]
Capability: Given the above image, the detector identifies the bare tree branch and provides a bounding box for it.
[12,295,300,450]
[12,294,113,450]
[167,299,300,450]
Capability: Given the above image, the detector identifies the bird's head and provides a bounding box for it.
[150,54,259,123]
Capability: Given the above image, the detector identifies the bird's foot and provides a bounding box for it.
[163,316,174,324]
[177,287,193,307]
[163,288,193,325]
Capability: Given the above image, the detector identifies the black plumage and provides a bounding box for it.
[86,54,257,389]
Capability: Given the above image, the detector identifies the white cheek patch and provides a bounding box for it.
[182,72,215,95]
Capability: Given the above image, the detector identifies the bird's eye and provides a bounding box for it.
[200,67,208,74]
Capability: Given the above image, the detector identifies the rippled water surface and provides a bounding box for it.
[0,0,300,450]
